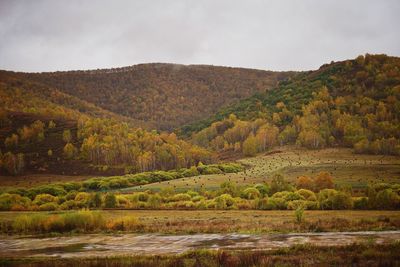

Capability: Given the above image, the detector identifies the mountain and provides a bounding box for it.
[0,69,215,176]
[1,55,399,177]
[186,54,400,157]
[7,63,294,130]
[0,63,294,176]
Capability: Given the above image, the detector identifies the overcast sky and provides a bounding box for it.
[0,0,399,72]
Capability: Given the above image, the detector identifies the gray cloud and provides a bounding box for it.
[0,0,399,72]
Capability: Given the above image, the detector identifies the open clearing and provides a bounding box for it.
[1,147,398,191]
[124,148,400,192]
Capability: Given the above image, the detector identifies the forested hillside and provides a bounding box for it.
[0,110,213,176]
[1,54,399,177]
[0,71,213,176]
[188,54,400,157]
[0,63,294,177]
[10,64,293,130]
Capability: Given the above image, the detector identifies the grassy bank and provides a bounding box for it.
[2,242,400,267]
[1,210,399,235]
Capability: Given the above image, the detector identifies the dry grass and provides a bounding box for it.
[1,210,399,234]
[2,147,398,191]
[132,147,400,192]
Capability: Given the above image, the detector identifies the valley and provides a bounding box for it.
[1,54,400,266]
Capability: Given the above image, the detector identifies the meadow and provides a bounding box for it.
[125,148,400,192]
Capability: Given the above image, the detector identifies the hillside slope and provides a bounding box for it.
[186,54,400,157]
[10,64,294,130]
[0,70,215,176]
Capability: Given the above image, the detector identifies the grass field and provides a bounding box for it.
[1,210,399,234]
[123,147,400,192]
[1,147,398,191]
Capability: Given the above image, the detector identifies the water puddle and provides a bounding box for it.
[0,231,399,258]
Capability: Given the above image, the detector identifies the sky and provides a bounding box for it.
[0,0,399,72]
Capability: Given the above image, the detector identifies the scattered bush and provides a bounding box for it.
[104,193,117,208]
[296,189,317,201]
[242,187,261,200]
[215,194,236,209]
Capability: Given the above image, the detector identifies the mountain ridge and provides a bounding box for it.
[1,63,295,130]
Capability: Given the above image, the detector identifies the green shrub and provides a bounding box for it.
[287,200,306,210]
[181,166,199,177]
[0,193,31,211]
[200,166,223,175]
[192,195,205,202]
[318,189,338,210]
[33,194,58,206]
[104,193,117,208]
[268,197,287,210]
[256,197,270,210]
[353,197,369,210]
[375,189,399,210]
[196,200,207,209]
[65,191,78,201]
[147,194,162,208]
[62,182,82,192]
[60,200,79,210]
[270,174,293,194]
[75,192,91,206]
[90,192,102,208]
[83,178,101,190]
[150,171,175,182]
[242,187,261,200]
[28,185,66,198]
[136,192,149,202]
[186,190,199,198]
[272,191,303,201]
[217,163,244,173]
[108,177,129,189]
[215,194,236,209]
[236,198,253,209]
[255,183,270,197]
[116,195,131,208]
[296,189,317,201]
[332,192,353,209]
[170,193,192,202]
[219,181,238,196]
[206,200,216,209]
[126,173,151,184]
[39,202,59,211]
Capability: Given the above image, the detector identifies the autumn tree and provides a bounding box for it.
[242,134,258,156]
[1,152,24,175]
[63,143,77,159]
[270,174,292,194]
[314,171,334,192]
[62,129,72,143]
[4,134,19,149]
[296,176,314,191]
